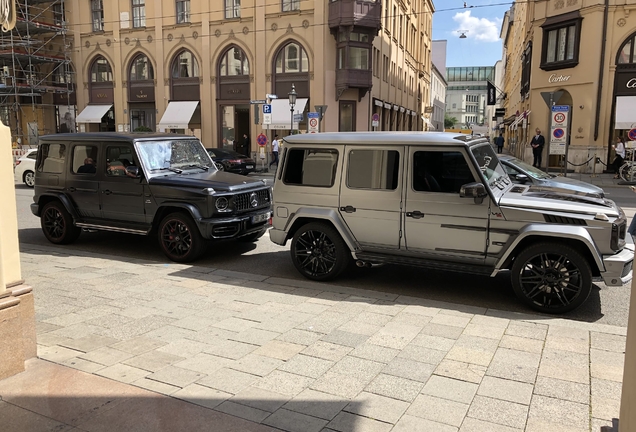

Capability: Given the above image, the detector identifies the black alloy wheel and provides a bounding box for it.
[40,201,80,245]
[158,212,206,262]
[511,243,592,314]
[290,222,350,281]
[215,162,225,171]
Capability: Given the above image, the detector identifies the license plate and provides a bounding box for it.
[252,213,269,223]
[246,165,254,169]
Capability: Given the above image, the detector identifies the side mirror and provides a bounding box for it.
[125,166,141,178]
[515,174,529,184]
[460,182,488,204]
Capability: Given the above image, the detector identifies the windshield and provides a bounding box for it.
[470,144,508,187]
[136,139,215,175]
[507,158,552,180]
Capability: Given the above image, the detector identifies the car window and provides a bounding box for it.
[137,139,212,175]
[283,148,339,187]
[507,158,551,180]
[413,151,476,193]
[503,164,520,176]
[347,149,400,190]
[72,145,98,175]
[37,143,66,174]
[106,145,135,177]
[27,151,37,160]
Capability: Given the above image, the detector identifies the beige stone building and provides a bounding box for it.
[500,0,636,172]
[66,0,433,155]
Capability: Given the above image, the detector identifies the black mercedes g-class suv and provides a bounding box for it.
[31,133,272,262]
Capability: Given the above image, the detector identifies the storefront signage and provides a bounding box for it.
[548,74,571,83]
[128,86,155,103]
[89,87,114,104]
[614,71,636,96]
[626,78,636,89]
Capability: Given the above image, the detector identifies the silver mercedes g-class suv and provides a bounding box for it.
[269,132,633,314]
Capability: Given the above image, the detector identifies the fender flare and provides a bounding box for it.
[154,202,204,221]
[493,224,605,275]
[37,192,80,220]
[283,207,359,251]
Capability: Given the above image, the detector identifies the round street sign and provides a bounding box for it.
[309,118,318,128]
[372,113,380,122]
[629,129,636,141]
[257,133,267,147]
[554,112,566,123]
[553,128,565,139]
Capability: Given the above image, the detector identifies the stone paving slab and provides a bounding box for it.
[12,244,630,431]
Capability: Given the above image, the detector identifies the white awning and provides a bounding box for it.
[267,98,308,130]
[76,104,112,123]
[616,96,636,129]
[158,101,200,129]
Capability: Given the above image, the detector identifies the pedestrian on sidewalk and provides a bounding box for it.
[495,133,505,154]
[611,136,626,179]
[269,135,279,169]
[530,128,545,168]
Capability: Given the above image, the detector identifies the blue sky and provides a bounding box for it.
[432,0,510,67]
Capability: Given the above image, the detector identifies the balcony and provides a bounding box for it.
[336,68,373,101]
[328,0,382,32]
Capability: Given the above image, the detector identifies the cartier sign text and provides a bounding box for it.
[548,74,571,83]
[626,78,636,89]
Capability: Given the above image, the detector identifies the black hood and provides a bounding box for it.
[148,170,265,192]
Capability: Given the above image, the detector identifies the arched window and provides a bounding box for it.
[219,46,249,76]
[171,50,199,78]
[90,56,112,83]
[130,54,154,81]
[618,33,636,64]
[275,42,309,74]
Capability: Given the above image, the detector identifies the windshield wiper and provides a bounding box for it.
[187,164,209,171]
[155,167,182,174]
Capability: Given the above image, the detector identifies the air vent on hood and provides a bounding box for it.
[510,186,526,193]
[544,215,587,226]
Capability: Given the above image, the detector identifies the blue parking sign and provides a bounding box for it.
[263,104,271,114]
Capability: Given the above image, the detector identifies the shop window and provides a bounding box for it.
[225,0,240,18]
[91,0,103,32]
[176,0,190,23]
[521,42,532,99]
[617,34,636,64]
[282,0,299,12]
[540,13,582,71]
[130,55,153,81]
[339,101,356,132]
[219,46,249,76]
[275,42,309,73]
[172,51,199,78]
[132,0,145,27]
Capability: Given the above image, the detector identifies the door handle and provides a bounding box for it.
[406,211,424,219]
[67,187,76,192]
[339,205,356,213]
[103,190,112,195]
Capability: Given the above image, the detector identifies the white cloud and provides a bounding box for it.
[452,11,501,42]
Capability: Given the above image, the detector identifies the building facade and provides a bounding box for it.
[500,0,636,172]
[430,64,446,131]
[66,0,434,156]
[445,66,494,129]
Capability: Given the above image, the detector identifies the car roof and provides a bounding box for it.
[39,132,199,143]
[282,132,488,147]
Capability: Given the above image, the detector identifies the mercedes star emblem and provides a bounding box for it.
[250,192,258,208]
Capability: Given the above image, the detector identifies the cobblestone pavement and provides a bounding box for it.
[20,244,627,432]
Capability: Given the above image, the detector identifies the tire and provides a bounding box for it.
[23,170,35,187]
[158,212,207,263]
[40,201,81,245]
[619,163,635,182]
[215,162,225,171]
[238,230,266,242]
[511,242,593,314]
[290,222,351,281]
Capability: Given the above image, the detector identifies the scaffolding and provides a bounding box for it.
[0,0,73,147]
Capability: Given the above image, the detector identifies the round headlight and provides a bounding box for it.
[215,197,229,211]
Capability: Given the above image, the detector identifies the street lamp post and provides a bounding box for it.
[288,83,297,136]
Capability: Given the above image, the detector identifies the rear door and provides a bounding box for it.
[99,142,146,224]
[339,146,404,250]
[66,143,101,218]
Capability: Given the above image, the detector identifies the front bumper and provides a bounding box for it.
[601,243,634,287]
[30,203,39,217]
[196,209,271,240]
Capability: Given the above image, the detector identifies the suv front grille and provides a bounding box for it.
[622,260,633,278]
[544,215,587,226]
[233,189,270,212]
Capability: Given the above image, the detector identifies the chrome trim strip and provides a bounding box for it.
[75,223,149,235]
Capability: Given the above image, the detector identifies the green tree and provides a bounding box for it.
[444,114,457,129]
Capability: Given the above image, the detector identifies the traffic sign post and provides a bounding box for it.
[256,133,268,170]
[549,105,570,176]
[262,104,272,125]
[308,112,319,133]
[372,113,380,130]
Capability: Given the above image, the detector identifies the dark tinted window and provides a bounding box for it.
[106,145,135,177]
[27,151,37,160]
[283,148,338,187]
[37,143,66,174]
[413,151,475,193]
[72,145,98,175]
[347,149,400,190]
